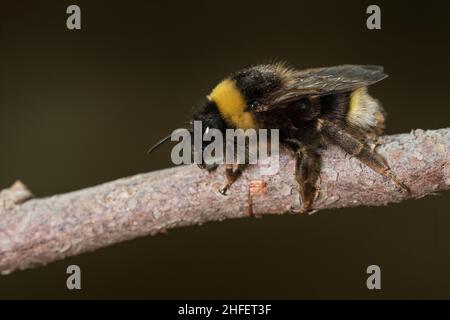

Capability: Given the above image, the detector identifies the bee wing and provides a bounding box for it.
[254,65,387,111]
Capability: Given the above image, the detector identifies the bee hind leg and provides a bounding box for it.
[355,147,410,193]
[320,119,410,193]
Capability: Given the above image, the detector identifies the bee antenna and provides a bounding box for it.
[147,133,173,154]
[147,127,195,155]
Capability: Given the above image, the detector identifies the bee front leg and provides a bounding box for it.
[198,163,219,172]
[294,147,322,213]
[218,164,247,195]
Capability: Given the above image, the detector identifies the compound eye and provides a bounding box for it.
[249,100,260,109]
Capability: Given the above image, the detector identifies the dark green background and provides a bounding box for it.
[1,0,449,299]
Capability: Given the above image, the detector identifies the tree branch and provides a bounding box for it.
[1,128,449,275]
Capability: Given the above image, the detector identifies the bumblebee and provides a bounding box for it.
[150,63,408,213]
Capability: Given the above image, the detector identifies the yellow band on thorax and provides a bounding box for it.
[208,79,255,129]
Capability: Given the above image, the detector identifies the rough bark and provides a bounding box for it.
[0,128,449,275]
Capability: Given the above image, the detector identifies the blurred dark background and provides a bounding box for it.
[0,0,449,299]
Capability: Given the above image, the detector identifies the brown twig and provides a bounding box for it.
[0,128,449,275]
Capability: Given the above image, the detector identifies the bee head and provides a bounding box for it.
[147,98,227,158]
[191,98,227,169]
[192,98,226,128]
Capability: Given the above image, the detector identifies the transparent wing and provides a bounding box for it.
[254,65,387,111]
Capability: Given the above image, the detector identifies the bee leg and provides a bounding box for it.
[320,119,410,193]
[198,163,219,172]
[219,164,247,195]
[294,147,322,213]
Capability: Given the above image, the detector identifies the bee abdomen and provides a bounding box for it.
[347,87,385,133]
